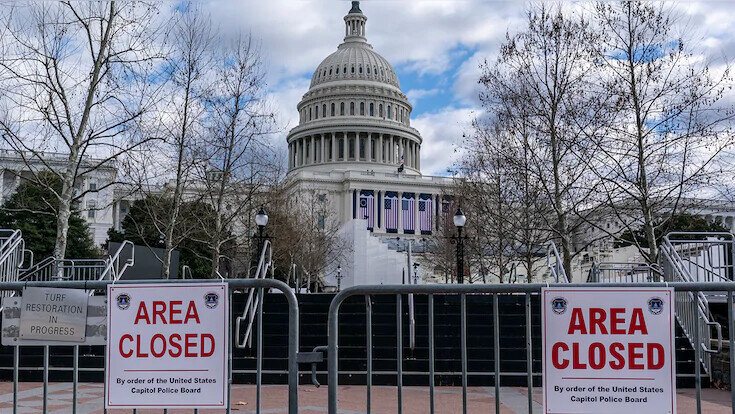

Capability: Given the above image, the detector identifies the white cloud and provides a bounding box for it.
[412,107,478,176]
[406,88,440,105]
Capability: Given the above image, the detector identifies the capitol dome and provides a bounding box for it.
[287,1,423,176]
[310,40,400,89]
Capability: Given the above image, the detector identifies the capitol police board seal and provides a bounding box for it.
[542,287,675,414]
[106,283,228,409]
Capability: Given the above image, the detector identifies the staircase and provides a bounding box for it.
[0,229,28,285]
[326,219,409,287]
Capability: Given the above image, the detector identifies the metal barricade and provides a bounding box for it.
[0,278,300,414]
[326,282,735,414]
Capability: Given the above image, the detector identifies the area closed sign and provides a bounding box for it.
[542,287,675,414]
[106,283,228,409]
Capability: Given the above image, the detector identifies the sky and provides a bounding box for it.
[199,0,735,176]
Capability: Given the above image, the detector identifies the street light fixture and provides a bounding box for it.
[454,206,466,284]
[412,262,419,284]
[254,206,269,256]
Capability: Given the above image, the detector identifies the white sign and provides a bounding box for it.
[19,287,88,342]
[542,287,675,414]
[106,283,229,409]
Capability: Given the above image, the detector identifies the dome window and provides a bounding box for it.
[309,107,312,120]
[315,105,318,119]
[322,104,327,118]
[331,103,335,116]
[360,102,365,116]
[340,102,345,116]
[343,66,347,74]
[379,104,383,117]
[369,103,374,116]
[329,68,332,75]
[351,65,354,74]
[387,105,391,119]
[359,65,363,74]
[350,102,355,115]
[367,67,371,74]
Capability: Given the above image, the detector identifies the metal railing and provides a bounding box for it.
[586,261,660,283]
[664,232,734,283]
[235,239,273,349]
[326,282,735,414]
[0,277,300,414]
[661,233,725,377]
[98,240,134,281]
[18,240,135,282]
[18,257,106,282]
[546,241,569,282]
[0,229,26,286]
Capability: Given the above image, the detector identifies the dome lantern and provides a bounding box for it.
[344,1,367,43]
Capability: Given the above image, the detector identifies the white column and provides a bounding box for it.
[368,134,373,162]
[0,168,5,203]
[378,134,383,163]
[390,136,394,163]
[320,135,325,163]
[114,200,121,231]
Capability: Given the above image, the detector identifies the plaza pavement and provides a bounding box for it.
[0,383,729,413]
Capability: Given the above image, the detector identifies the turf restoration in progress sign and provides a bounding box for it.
[542,287,675,414]
[106,283,228,409]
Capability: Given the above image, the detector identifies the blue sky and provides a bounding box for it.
[201,0,735,176]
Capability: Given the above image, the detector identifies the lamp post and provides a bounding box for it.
[453,206,466,284]
[336,265,343,291]
[254,206,269,256]
[412,262,419,285]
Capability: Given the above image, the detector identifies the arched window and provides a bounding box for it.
[367,66,371,74]
[360,102,365,116]
[379,104,383,117]
[350,102,355,115]
[329,68,332,75]
[340,102,345,116]
[351,65,355,74]
[315,105,319,119]
[322,104,326,118]
[343,66,347,74]
[309,107,312,120]
[359,65,363,74]
[331,103,335,116]
[339,137,345,158]
[369,103,374,116]
[387,105,391,119]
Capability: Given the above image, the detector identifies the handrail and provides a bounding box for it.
[99,241,135,281]
[181,265,192,279]
[546,241,569,283]
[0,230,25,290]
[661,232,727,376]
[236,240,273,349]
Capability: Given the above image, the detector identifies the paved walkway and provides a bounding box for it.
[0,383,729,413]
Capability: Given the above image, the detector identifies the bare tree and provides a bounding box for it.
[198,34,278,278]
[588,1,735,264]
[479,3,604,274]
[123,4,215,278]
[0,2,163,263]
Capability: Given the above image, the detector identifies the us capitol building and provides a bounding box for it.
[284,1,455,286]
